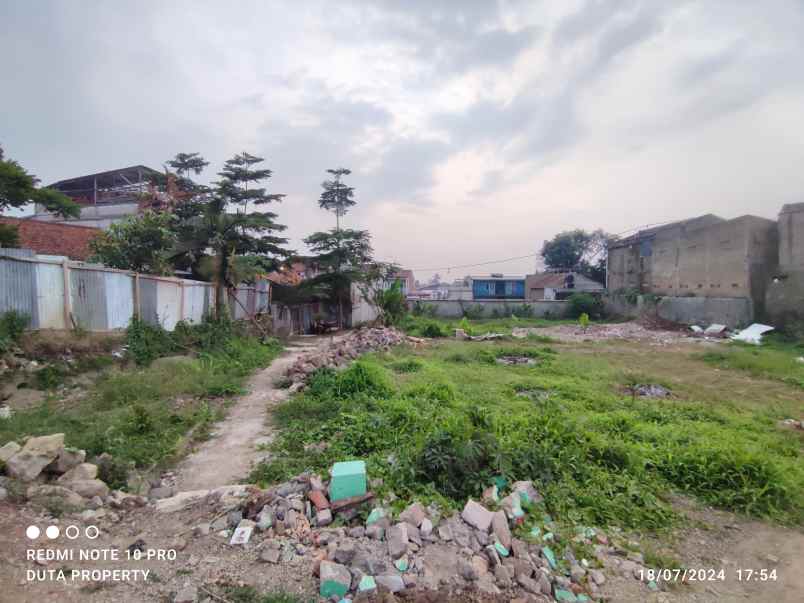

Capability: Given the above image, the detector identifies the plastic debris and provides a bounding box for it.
[730,323,774,345]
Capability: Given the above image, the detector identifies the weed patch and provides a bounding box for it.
[253,339,804,529]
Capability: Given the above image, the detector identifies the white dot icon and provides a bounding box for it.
[25,526,40,540]
[46,526,60,539]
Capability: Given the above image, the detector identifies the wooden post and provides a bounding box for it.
[61,260,72,329]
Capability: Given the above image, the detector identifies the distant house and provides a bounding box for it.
[470,274,525,299]
[389,269,415,296]
[0,217,100,260]
[34,165,162,229]
[525,272,605,301]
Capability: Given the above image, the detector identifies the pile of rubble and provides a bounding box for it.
[285,328,424,392]
[0,433,146,514]
[154,470,665,602]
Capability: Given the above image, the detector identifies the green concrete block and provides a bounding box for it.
[542,546,557,569]
[330,460,367,502]
[394,557,409,572]
[494,541,509,557]
[358,575,377,592]
[555,589,577,602]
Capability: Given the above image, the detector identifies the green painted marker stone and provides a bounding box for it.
[358,575,377,592]
[330,460,367,502]
[394,557,409,572]
[554,589,577,602]
[542,546,557,569]
[494,541,509,557]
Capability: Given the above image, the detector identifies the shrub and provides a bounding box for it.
[462,304,485,319]
[421,322,446,338]
[567,293,603,319]
[390,359,423,373]
[125,317,176,366]
[0,310,30,353]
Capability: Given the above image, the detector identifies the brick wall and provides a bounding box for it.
[0,217,100,260]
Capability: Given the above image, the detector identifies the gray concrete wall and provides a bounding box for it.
[604,294,754,328]
[766,203,804,328]
[416,299,570,319]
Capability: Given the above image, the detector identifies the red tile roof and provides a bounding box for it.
[0,217,101,260]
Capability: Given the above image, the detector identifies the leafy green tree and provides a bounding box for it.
[318,168,355,231]
[0,223,20,248]
[302,228,375,327]
[88,211,177,275]
[541,228,608,282]
[0,145,79,218]
[173,152,289,317]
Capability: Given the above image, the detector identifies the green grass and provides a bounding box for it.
[0,336,282,472]
[697,336,804,389]
[252,337,804,530]
[220,585,313,603]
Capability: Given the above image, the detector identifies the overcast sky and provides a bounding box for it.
[3,1,804,279]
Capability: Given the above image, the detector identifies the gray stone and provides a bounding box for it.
[516,573,542,595]
[210,516,228,531]
[399,502,427,527]
[461,499,493,532]
[352,549,387,575]
[316,508,332,527]
[256,507,273,530]
[57,462,99,484]
[494,564,512,586]
[375,574,405,593]
[459,559,478,581]
[570,563,586,583]
[0,441,20,463]
[6,433,65,481]
[66,479,109,499]
[475,530,489,546]
[511,538,529,559]
[420,517,434,538]
[227,510,243,527]
[485,545,501,567]
[437,523,453,541]
[471,555,489,577]
[387,523,409,559]
[148,486,174,500]
[537,572,552,594]
[589,569,606,586]
[260,546,281,564]
[26,484,86,511]
[173,584,198,603]
[333,541,356,565]
[366,524,385,540]
[47,447,86,474]
[491,510,512,549]
[0,487,7,501]
[407,522,422,546]
[348,526,365,539]
[193,523,211,537]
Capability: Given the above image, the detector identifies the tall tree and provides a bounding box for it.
[302,228,375,326]
[540,229,608,282]
[318,168,355,231]
[218,152,284,214]
[172,152,289,317]
[309,168,359,326]
[0,145,79,218]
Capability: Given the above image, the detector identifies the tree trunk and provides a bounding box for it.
[215,246,229,319]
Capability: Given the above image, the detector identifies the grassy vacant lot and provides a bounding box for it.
[253,324,804,532]
[0,318,281,486]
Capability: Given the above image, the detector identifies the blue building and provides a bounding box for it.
[470,274,525,299]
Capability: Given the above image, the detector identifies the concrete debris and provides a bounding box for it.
[496,356,536,366]
[399,502,427,527]
[286,327,421,390]
[6,433,65,481]
[634,384,671,398]
[319,560,351,599]
[704,324,727,335]
[461,499,494,532]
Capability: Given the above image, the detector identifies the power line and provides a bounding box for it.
[394,219,681,274]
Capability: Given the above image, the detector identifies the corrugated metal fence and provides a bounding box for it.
[0,250,270,331]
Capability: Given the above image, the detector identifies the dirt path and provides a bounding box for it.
[173,337,326,491]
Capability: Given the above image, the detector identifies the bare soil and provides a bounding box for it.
[173,337,329,491]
